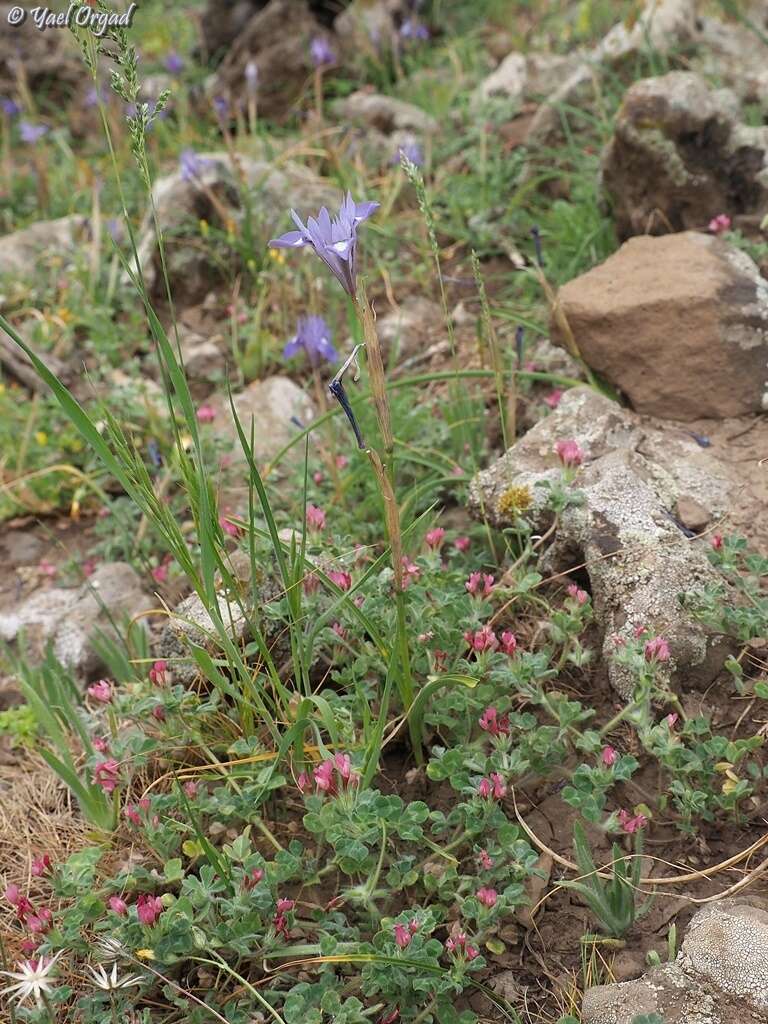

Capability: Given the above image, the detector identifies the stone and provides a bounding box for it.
[0,216,90,285]
[215,375,316,469]
[334,0,405,52]
[334,91,438,136]
[468,387,732,699]
[583,898,768,1024]
[551,232,768,421]
[693,16,768,106]
[373,297,442,364]
[594,0,696,66]
[208,0,321,120]
[134,151,336,300]
[0,563,153,678]
[601,72,768,239]
[473,51,582,108]
[0,3,83,97]
[177,326,224,389]
[154,550,284,686]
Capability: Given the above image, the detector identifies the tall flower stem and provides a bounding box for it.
[355,288,422,765]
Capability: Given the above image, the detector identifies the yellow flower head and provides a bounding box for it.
[497,484,533,518]
[135,949,155,960]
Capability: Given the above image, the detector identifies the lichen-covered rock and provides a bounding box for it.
[332,90,437,169]
[0,563,153,678]
[601,72,768,238]
[583,898,768,1024]
[468,388,732,698]
[551,232,768,421]
[372,297,442,364]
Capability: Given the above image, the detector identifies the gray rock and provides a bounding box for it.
[374,297,443,364]
[334,0,405,52]
[178,326,225,387]
[215,375,316,469]
[0,563,153,678]
[334,91,438,136]
[0,216,90,285]
[583,898,768,1024]
[468,387,732,698]
[0,2,82,95]
[693,16,768,106]
[601,71,768,238]
[473,51,583,108]
[155,550,283,686]
[135,151,336,300]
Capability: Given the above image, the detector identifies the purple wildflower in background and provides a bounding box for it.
[19,121,48,143]
[106,219,123,244]
[164,51,184,74]
[269,192,379,297]
[1,97,20,117]
[179,148,210,182]
[310,36,336,67]
[399,18,429,40]
[213,95,229,122]
[393,139,423,167]
[283,315,337,365]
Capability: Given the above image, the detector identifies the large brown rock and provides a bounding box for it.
[551,232,768,421]
[602,71,768,238]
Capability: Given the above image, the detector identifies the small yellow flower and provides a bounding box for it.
[135,949,155,960]
[35,431,48,446]
[269,248,286,265]
[56,306,73,323]
[497,484,533,518]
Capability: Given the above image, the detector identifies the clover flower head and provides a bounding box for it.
[644,636,670,663]
[394,923,412,948]
[617,808,648,834]
[269,192,379,297]
[554,439,583,468]
[476,886,498,908]
[708,213,731,234]
[425,527,445,550]
[283,314,337,365]
[601,745,618,767]
[88,679,113,703]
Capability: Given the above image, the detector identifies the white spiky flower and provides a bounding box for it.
[92,936,129,963]
[85,962,144,991]
[0,951,64,1005]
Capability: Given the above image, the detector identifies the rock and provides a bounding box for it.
[0,3,83,97]
[0,217,90,290]
[215,375,316,469]
[135,151,336,300]
[602,72,768,239]
[594,0,696,66]
[583,898,768,1024]
[693,16,768,106]
[334,0,405,52]
[473,52,582,108]
[178,326,225,389]
[155,550,284,686]
[468,387,732,698]
[208,0,321,120]
[550,232,768,421]
[0,563,153,678]
[335,91,438,136]
[523,0,697,162]
[374,297,443,364]
[333,90,437,169]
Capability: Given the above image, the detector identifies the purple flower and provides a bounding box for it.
[164,52,184,75]
[179,148,210,182]
[213,95,229,122]
[310,36,336,67]
[283,315,337,365]
[399,18,429,41]
[106,219,123,244]
[269,192,379,297]
[394,139,423,167]
[1,97,20,117]
[19,121,48,144]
